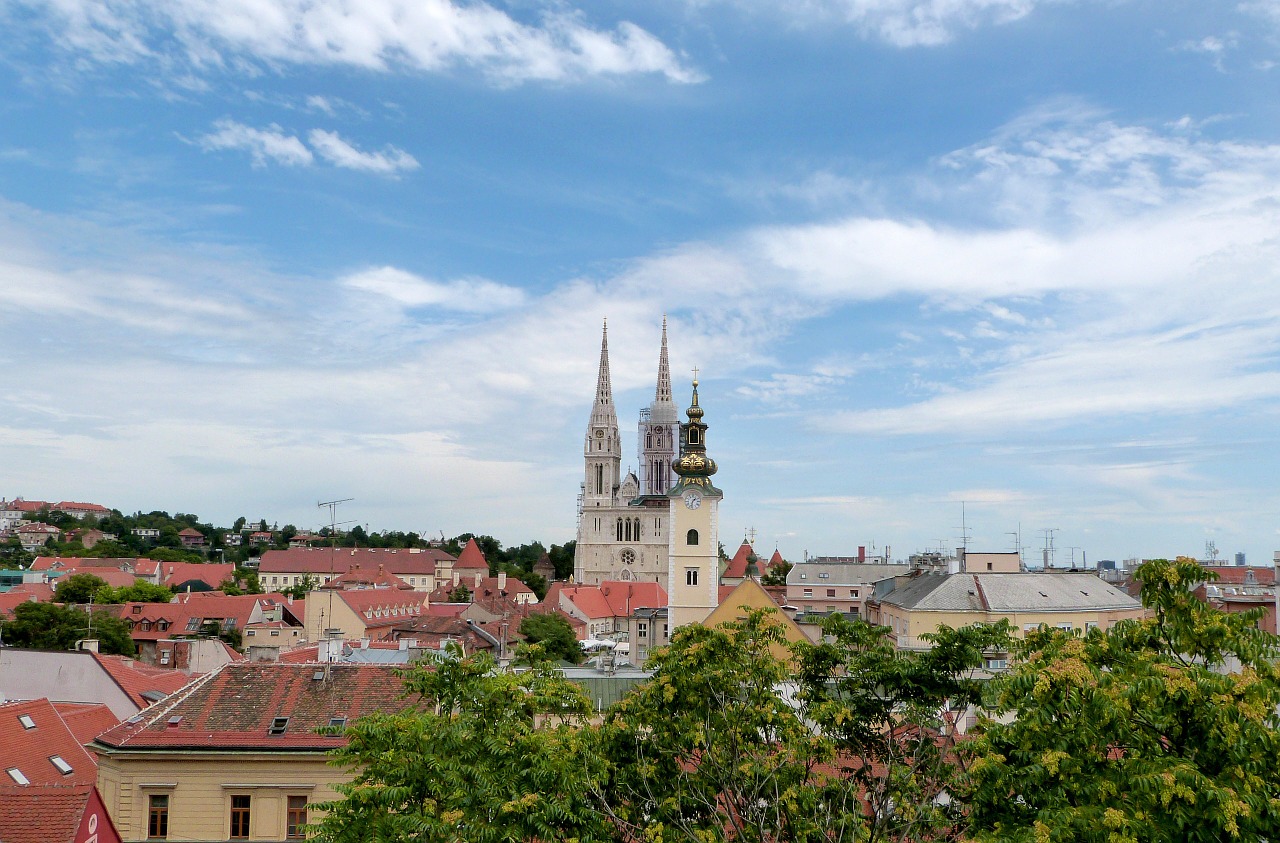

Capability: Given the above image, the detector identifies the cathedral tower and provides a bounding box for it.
[667,377,722,630]
[638,316,679,497]
[582,320,621,509]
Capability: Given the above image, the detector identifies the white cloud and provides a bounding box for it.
[196,118,313,167]
[308,130,419,175]
[698,0,1059,46]
[342,266,525,313]
[19,0,700,85]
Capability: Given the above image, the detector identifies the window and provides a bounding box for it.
[595,464,603,495]
[818,572,829,579]
[849,590,858,598]
[637,622,648,638]
[286,795,308,839]
[685,569,699,586]
[686,529,699,546]
[6,768,28,785]
[269,716,290,736]
[148,794,169,839]
[803,588,812,597]
[17,714,34,730]
[230,795,251,839]
[49,755,73,775]
[826,589,836,598]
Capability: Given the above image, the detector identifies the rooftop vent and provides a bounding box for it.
[167,716,183,728]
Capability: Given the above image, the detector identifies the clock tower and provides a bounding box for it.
[667,376,722,630]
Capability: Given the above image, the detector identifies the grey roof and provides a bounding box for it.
[787,562,912,587]
[880,572,1140,613]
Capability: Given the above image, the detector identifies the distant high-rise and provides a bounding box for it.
[1236,551,1246,567]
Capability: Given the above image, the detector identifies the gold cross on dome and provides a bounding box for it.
[691,366,700,383]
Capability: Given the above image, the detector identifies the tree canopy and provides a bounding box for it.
[0,601,135,656]
[53,572,109,604]
[964,556,1280,842]
[517,612,583,664]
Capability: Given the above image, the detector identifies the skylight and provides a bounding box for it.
[17,714,35,730]
[268,717,290,736]
[6,768,29,785]
[50,756,73,775]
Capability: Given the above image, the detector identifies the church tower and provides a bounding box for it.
[582,320,622,509]
[638,317,679,497]
[667,377,722,630]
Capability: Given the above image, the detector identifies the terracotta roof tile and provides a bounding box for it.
[160,562,233,590]
[0,591,37,619]
[0,784,108,843]
[93,663,413,751]
[257,547,454,576]
[89,654,193,709]
[453,538,488,570]
[0,699,98,787]
[722,541,759,579]
[50,703,121,746]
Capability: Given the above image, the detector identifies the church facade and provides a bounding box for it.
[574,320,682,586]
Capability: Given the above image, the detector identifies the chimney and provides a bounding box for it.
[359,638,370,649]
[399,637,418,651]
[78,639,100,653]
[858,546,865,563]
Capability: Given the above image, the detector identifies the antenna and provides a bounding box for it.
[956,501,971,551]
[1040,528,1058,570]
[317,499,353,641]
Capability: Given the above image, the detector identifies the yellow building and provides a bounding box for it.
[667,379,723,631]
[92,663,410,842]
[873,571,1144,655]
[703,578,814,661]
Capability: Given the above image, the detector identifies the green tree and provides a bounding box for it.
[281,572,318,599]
[548,540,575,580]
[83,539,134,558]
[964,557,1280,842]
[449,582,471,603]
[314,648,610,843]
[0,601,135,656]
[760,559,793,587]
[54,572,110,604]
[599,610,833,842]
[517,612,582,664]
[0,537,33,570]
[146,547,204,564]
[96,580,174,604]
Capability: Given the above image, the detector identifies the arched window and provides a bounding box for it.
[596,464,603,495]
[616,518,623,541]
[689,429,700,444]
[686,528,699,546]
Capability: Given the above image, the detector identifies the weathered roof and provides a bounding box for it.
[0,784,115,843]
[553,581,665,619]
[258,547,454,576]
[880,572,1140,613]
[787,562,910,587]
[722,541,760,579]
[159,562,233,591]
[89,653,193,709]
[93,663,411,751]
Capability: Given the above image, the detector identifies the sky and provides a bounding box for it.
[3,0,1280,568]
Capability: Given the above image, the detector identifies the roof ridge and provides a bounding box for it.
[136,663,224,731]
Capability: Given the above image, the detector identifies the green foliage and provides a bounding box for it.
[964,557,1280,842]
[760,558,793,586]
[600,611,833,842]
[0,537,34,570]
[54,572,110,604]
[449,582,471,603]
[517,612,583,664]
[146,547,205,564]
[96,580,174,604]
[313,649,610,843]
[281,572,318,599]
[548,541,575,580]
[0,601,135,655]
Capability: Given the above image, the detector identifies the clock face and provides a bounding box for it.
[683,492,701,510]
[595,429,604,438]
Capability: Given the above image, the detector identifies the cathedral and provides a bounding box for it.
[574,318,717,586]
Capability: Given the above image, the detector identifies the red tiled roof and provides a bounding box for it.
[89,654,193,709]
[0,699,98,786]
[722,541,760,579]
[0,591,37,618]
[769,549,786,569]
[50,703,120,746]
[554,581,664,620]
[6,583,53,602]
[133,559,159,576]
[50,568,139,589]
[54,502,111,514]
[8,500,51,513]
[320,563,413,591]
[29,557,142,572]
[454,538,488,570]
[336,591,427,629]
[176,528,203,537]
[1199,565,1276,586]
[257,547,454,576]
[424,602,468,617]
[93,663,413,750]
[0,784,119,843]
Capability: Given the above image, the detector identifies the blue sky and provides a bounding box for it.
[3,0,1280,567]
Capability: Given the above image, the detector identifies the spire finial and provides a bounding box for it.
[655,315,672,404]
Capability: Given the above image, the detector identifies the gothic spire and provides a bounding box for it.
[656,316,672,404]
[589,319,619,431]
